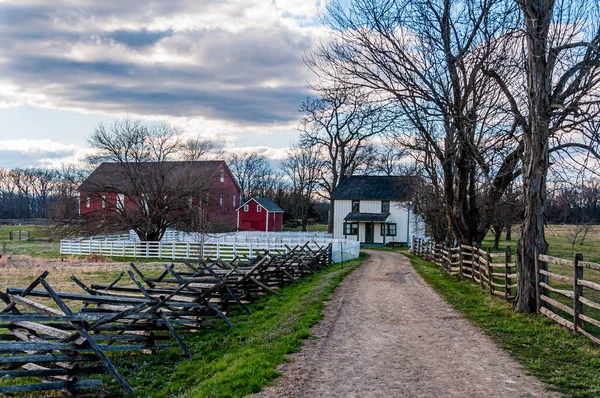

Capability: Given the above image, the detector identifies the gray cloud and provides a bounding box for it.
[0,1,318,126]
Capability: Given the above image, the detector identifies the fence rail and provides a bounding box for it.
[1,243,334,395]
[411,237,517,301]
[411,236,600,347]
[60,237,359,263]
[536,252,600,346]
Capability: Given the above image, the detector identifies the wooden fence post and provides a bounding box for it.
[535,246,541,313]
[505,246,511,301]
[459,245,463,279]
[470,244,475,283]
[487,248,493,295]
[573,253,584,333]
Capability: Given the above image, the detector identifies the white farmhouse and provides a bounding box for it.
[331,175,424,244]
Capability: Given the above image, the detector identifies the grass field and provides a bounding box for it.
[404,250,600,397]
[482,224,600,263]
[0,249,366,397]
[283,223,329,232]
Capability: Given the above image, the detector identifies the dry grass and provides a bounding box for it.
[0,256,170,310]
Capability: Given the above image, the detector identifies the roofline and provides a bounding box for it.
[236,198,284,212]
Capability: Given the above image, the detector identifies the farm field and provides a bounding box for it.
[482,224,600,263]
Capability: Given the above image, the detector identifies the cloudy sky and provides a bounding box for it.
[0,0,329,168]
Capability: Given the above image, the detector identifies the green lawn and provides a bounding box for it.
[0,225,60,257]
[283,224,328,232]
[404,250,600,397]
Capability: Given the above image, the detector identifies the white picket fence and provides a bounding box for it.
[60,237,360,263]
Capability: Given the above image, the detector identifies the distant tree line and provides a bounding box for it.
[0,166,86,220]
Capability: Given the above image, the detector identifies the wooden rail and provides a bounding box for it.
[411,237,517,302]
[535,251,600,346]
[0,243,333,395]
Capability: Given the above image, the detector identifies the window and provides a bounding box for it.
[141,194,149,212]
[257,205,262,212]
[85,196,90,208]
[352,200,360,212]
[220,169,225,183]
[244,204,249,212]
[344,222,358,235]
[219,195,223,207]
[101,195,106,209]
[189,196,193,208]
[381,201,390,213]
[381,223,397,236]
[233,195,236,208]
[117,194,125,211]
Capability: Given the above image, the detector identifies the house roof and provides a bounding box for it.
[344,212,390,222]
[238,197,284,213]
[78,161,238,193]
[331,175,412,201]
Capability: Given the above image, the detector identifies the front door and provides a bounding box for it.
[365,222,374,243]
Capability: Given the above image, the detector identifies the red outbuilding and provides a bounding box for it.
[237,198,284,232]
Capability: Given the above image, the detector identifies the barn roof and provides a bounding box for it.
[331,175,412,201]
[238,198,284,213]
[78,161,235,193]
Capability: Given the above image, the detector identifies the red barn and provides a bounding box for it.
[237,198,284,232]
[78,161,241,235]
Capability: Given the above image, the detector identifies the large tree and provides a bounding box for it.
[298,86,393,232]
[309,0,524,244]
[280,145,324,231]
[86,118,219,241]
[227,151,273,201]
[485,0,600,312]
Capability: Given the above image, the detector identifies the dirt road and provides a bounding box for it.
[255,250,559,398]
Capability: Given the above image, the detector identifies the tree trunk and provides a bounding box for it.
[516,1,552,313]
[493,228,502,250]
[505,224,512,241]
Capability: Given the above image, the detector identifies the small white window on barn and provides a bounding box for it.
[101,195,106,208]
[220,169,225,183]
[257,205,262,212]
[117,194,125,210]
[86,196,90,208]
[219,195,223,206]
[233,195,236,208]
[244,204,249,212]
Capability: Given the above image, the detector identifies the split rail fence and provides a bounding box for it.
[411,237,518,301]
[0,243,333,395]
[535,252,600,346]
[411,236,600,348]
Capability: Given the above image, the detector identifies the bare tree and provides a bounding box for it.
[487,0,600,312]
[178,136,216,161]
[298,86,394,232]
[309,0,524,243]
[372,139,408,176]
[85,118,223,241]
[227,151,273,201]
[280,145,324,231]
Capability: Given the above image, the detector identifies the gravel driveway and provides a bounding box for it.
[254,249,559,398]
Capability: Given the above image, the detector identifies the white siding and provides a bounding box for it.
[332,199,413,244]
[332,200,353,240]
